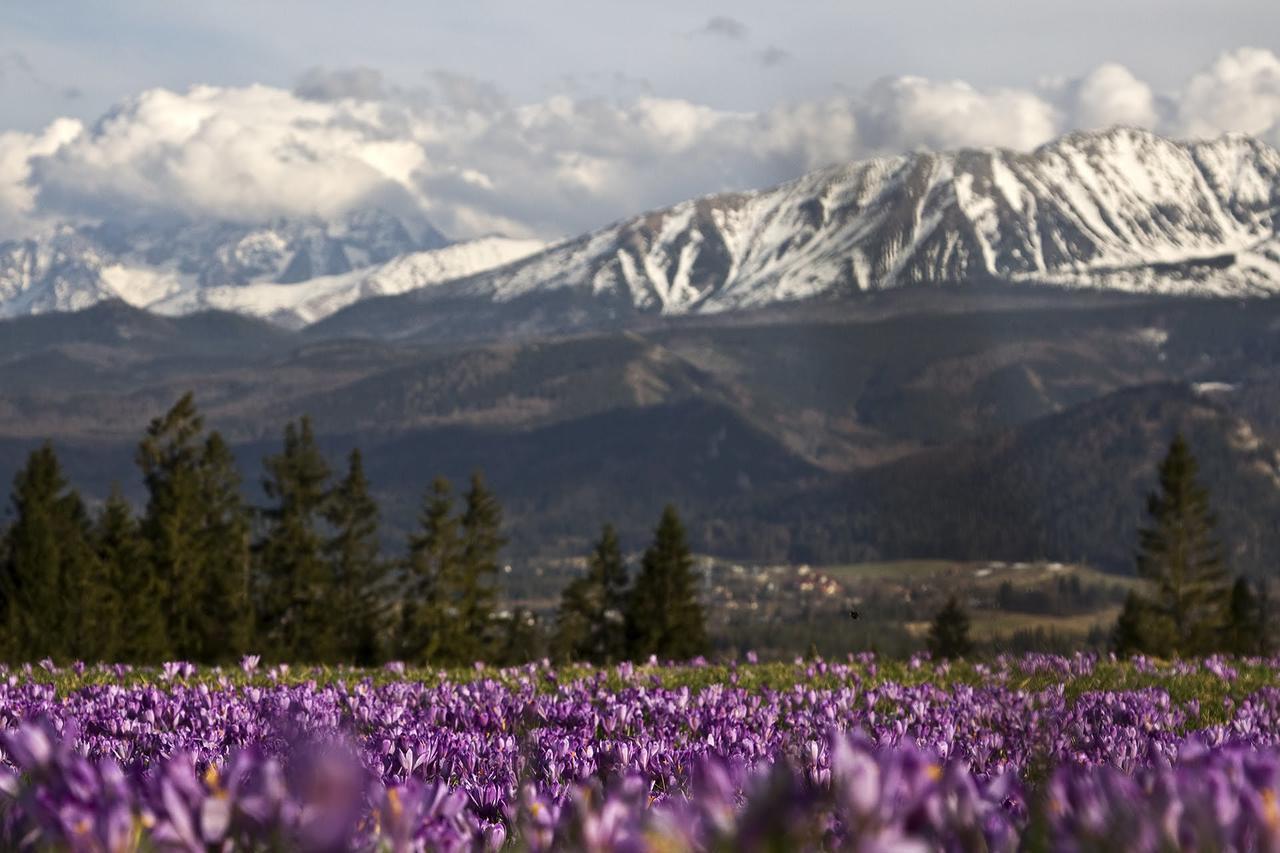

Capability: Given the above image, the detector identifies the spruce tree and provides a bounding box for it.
[552,580,592,664]
[456,472,506,663]
[1112,590,1152,657]
[1223,577,1262,656]
[625,505,707,661]
[138,394,253,662]
[496,607,543,666]
[137,393,203,659]
[57,486,105,662]
[95,489,165,662]
[256,417,333,662]
[325,448,385,664]
[400,477,459,663]
[1134,433,1229,656]
[927,595,973,660]
[554,523,629,664]
[0,445,96,661]
[195,434,254,660]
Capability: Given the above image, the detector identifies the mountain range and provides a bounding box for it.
[2,128,1280,337]
[1,127,1279,577]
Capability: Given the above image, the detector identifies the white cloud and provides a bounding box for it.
[29,85,428,227]
[0,117,82,235]
[1175,47,1280,143]
[1060,63,1162,131]
[856,76,1060,152]
[2,48,1280,242]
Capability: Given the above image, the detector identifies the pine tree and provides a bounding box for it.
[58,486,106,662]
[95,489,166,662]
[0,445,96,661]
[927,595,973,660]
[400,477,460,663]
[625,505,707,661]
[138,394,254,662]
[137,393,204,660]
[551,580,592,664]
[195,433,254,661]
[1223,577,1262,656]
[554,523,629,663]
[1134,433,1229,656]
[256,416,333,662]
[496,607,543,666]
[456,472,505,663]
[325,449,385,664]
[1112,590,1152,657]
[1258,580,1276,657]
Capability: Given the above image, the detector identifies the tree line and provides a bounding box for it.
[0,394,708,665]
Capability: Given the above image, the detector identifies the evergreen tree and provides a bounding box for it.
[0,445,97,661]
[554,524,629,663]
[1223,577,1263,656]
[78,489,127,662]
[1258,580,1276,657]
[137,393,203,659]
[1133,433,1229,656]
[95,489,166,662]
[551,580,592,664]
[625,505,707,661]
[1112,590,1153,657]
[325,449,385,664]
[195,434,254,660]
[57,485,105,662]
[456,472,505,663]
[138,394,253,662]
[400,477,460,663]
[927,595,973,660]
[495,607,543,666]
[256,416,333,662]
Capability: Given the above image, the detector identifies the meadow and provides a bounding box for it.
[3,653,1280,850]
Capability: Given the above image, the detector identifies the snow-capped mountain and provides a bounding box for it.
[0,209,463,324]
[348,129,1280,327]
[150,235,547,327]
[5,129,1280,334]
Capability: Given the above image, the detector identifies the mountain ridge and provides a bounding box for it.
[2,128,1279,340]
[314,127,1280,341]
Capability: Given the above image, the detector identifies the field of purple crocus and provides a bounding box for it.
[2,653,1280,850]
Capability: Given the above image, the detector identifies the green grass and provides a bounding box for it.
[11,656,1280,733]
[906,607,1124,641]
[823,559,959,581]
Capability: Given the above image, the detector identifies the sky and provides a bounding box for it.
[2,1,1279,241]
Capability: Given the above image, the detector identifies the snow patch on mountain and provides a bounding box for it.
[393,128,1280,318]
[150,236,546,327]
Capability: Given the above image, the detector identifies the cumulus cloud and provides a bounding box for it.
[1175,47,1280,142]
[857,76,1060,152]
[1057,63,1163,131]
[0,117,82,235]
[2,48,1280,242]
[29,85,428,228]
[697,16,749,40]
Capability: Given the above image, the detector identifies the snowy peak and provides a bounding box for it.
[150,235,547,328]
[416,128,1280,321]
[4,129,1280,332]
[0,209,452,321]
